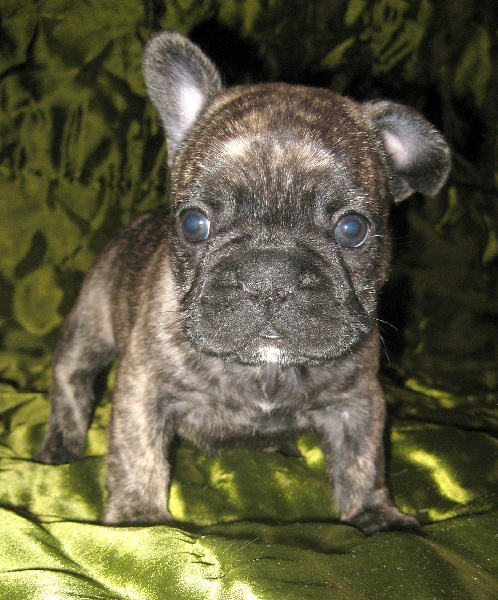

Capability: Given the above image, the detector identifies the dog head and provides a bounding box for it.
[144,32,450,366]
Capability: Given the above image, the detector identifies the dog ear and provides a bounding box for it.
[364,100,451,202]
[144,32,223,166]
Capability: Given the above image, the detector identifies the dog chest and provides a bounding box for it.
[172,365,312,452]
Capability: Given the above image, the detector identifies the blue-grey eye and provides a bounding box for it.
[334,213,370,248]
[179,209,210,243]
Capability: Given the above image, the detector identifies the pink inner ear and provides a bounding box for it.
[179,85,205,133]
[381,129,412,168]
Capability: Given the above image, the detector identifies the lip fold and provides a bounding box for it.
[258,325,283,341]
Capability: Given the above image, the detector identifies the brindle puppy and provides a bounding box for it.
[36,32,450,534]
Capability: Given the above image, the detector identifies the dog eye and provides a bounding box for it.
[334,213,370,248]
[179,209,211,243]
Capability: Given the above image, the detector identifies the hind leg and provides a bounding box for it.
[36,287,115,464]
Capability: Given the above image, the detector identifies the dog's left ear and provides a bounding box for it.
[144,32,223,166]
[365,100,451,202]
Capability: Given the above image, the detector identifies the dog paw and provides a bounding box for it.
[35,429,85,464]
[346,506,420,536]
[103,500,174,526]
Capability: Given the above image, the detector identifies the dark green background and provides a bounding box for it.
[0,1,496,598]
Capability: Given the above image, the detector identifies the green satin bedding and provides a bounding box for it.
[1,1,497,598]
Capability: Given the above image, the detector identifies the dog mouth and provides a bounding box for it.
[182,292,370,366]
[183,312,367,366]
[222,327,360,367]
[197,324,294,366]
[235,324,304,366]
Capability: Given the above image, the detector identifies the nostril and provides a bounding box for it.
[239,282,295,304]
[275,287,295,302]
[240,281,261,300]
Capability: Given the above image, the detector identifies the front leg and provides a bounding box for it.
[104,359,174,524]
[313,379,419,535]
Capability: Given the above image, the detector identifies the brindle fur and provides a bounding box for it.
[36,32,450,534]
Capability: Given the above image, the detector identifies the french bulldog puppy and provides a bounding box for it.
[36,31,450,534]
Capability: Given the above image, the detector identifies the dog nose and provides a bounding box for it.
[240,280,296,304]
[236,250,299,305]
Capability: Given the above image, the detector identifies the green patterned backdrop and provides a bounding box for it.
[0,1,497,598]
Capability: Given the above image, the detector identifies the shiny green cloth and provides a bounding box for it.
[1,1,497,598]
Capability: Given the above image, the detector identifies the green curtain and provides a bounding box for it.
[1,1,496,598]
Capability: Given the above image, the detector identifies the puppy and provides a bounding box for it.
[36,32,450,534]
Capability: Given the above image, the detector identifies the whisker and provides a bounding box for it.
[378,333,391,366]
[376,318,398,331]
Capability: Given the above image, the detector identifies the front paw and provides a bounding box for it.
[35,428,85,464]
[103,498,174,526]
[346,506,420,536]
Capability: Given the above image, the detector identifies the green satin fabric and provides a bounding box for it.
[0,388,497,598]
[1,0,497,598]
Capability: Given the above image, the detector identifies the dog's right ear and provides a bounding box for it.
[144,32,223,166]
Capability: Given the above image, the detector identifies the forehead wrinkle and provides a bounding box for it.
[219,135,337,169]
[196,133,373,231]
[228,138,322,222]
[213,135,339,205]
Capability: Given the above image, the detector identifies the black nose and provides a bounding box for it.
[236,250,301,305]
[240,280,296,303]
[205,247,325,312]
